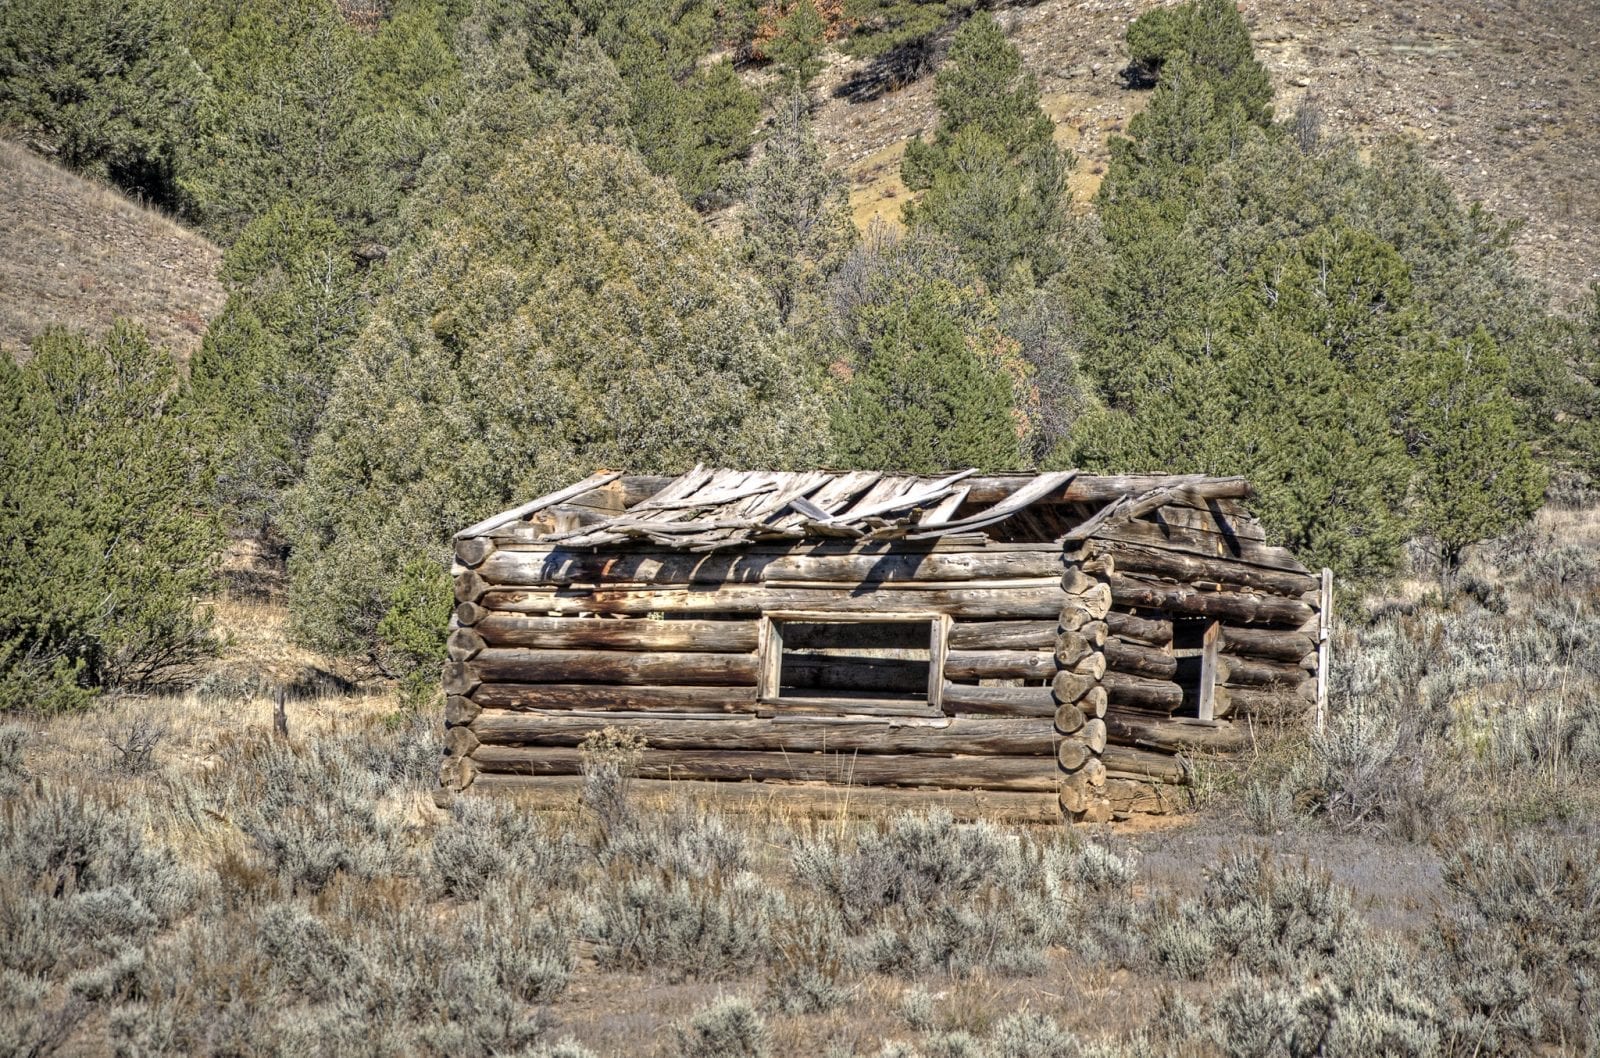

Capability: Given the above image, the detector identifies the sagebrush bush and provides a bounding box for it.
[215,732,412,894]
[1146,850,1357,980]
[0,722,28,795]
[433,795,586,900]
[601,802,751,878]
[0,788,196,977]
[794,812,1135,977]
[1434,828,1600,1053]
[767,896,854,1014]
[586,870,777,982]
[670,996,769,1058]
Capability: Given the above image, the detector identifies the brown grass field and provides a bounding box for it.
[0,140,224,361]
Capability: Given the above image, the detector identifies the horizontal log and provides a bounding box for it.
[1072,652,1108,680]
[1102,745,1188,784]
[1104,776,1189,817]
[473,614,759,653]
[474,547,1066,587]
[474,584,1067,618]
[1132,503,1265,542]
[445,695,480,726]
[940,683,1057,718]
[1103,638,1178,681]
[1220,684,1314,719]
[1051,671,1098,704]
[1104,610,1172,647]
[1058,779,1090,815]
[1055,632,1095,667]
[470,746,1058,792]
[468,648,757,687]
[1095,520,1310,575]
[765,550,1064,583]
[947,620,1057,651]
[1103,714,1249,754]
[1094,542,1317,597]
[1218,626,1316,663]
[1081,757,1107,788]
[471,713,1057,756]
[758,696,940,718]
[1101,671,1185,713]
[463,775,1063,823]
[1064,582,1113,619]
[471,684,760,713]
[1078,686,1108,719]
[1061,568,1107,595]
[455,537,496,568]
[944,650,1057,681]
[1054,702,1085,734]
[962,474,1251,506]
[1107,574,1314,627]
[1216,654,1306,689]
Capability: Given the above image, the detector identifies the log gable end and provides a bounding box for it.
[440,467,1331,822]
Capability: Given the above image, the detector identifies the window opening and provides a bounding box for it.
[760,615,945,713]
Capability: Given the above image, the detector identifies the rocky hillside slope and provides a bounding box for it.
[814,0,1600,305]
[0,140,223,360]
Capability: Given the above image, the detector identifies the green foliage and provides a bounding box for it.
[620,45,760,209]
[375,558,454,708]
[1406,333,1547,578]
[0,323,221,710]
[842,0,983,60]
[185,0,460,241]
[900,13,1071,289]
[188,202,366,538]
[906,12,1053,162]
[740,94,856,328]
[767,1,827,91]
[829,289,1025,472]
[477,0,761,208]
[287,133,823,660]
[0,0,204,212]
[825,228,1034,471]
[1057,0,1568,582]
[1123,0,1272,124]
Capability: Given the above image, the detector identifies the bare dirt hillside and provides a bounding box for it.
[816,0,1600,306]
[0,140,224,360]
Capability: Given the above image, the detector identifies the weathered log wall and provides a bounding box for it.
[440,490,1328,821]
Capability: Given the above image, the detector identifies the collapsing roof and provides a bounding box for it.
[456,466,1262,553]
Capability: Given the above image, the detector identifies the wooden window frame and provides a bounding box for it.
[758,611,950,715]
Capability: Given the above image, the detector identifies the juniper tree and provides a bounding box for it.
[900,12,1072,289]
[1124,0,1272,125]
[740,94,856,328]
[188,202,367,540]
[825,227,1033,472]
[829,289,1025,473]
[286,133,824,660]
[0,0,205,212]
[767,0,827,91]
[0,324,221,711]
[1406,332,1546,585]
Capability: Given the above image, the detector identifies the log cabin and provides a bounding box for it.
[440,467,1332,822]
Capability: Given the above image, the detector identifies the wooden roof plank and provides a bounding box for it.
[456,470,624,540]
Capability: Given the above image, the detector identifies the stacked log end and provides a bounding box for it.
[439,536,497,798]
[1055,546,1114,823]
